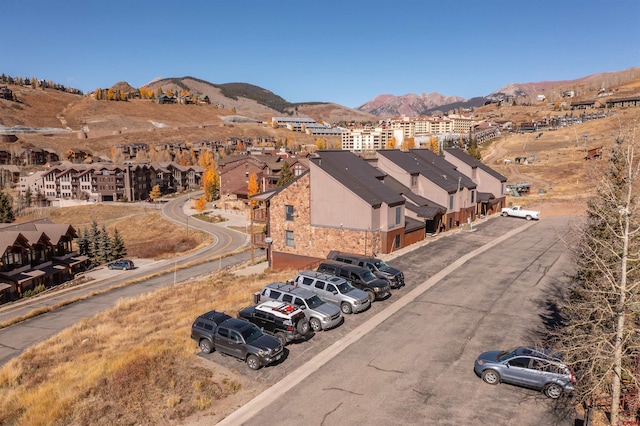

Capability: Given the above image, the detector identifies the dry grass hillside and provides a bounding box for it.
[0,84,340,159]
[0,268,296,425]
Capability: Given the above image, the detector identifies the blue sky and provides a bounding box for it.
[3,0,639,108]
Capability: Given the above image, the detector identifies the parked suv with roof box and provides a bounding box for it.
[317,260,391,302]
[190,310,283,370]
[294,271,371,314]
[237,301,311,346]
[327,250,405,288]
[256,282,343,332]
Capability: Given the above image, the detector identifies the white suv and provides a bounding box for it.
[238,301,311,346]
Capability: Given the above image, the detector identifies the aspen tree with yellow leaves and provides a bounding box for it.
[430,135,439,154]
[385,137,396,149]
[247,173,259,207]
[401,137,416,151]
[202,166,219,202]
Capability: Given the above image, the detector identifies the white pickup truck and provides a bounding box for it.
[501,206,540,220]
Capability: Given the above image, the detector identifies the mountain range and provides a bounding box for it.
[140,68,640,121]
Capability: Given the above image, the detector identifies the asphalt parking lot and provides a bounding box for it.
[195,215,580,426]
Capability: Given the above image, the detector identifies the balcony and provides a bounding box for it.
[251,208,267,223]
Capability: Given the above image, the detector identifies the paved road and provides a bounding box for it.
[0,193,254,366]
[207,216,578,426]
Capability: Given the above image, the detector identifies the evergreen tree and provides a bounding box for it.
[110,228,127,260]
[24,187,32,208]
[277,161,294,187]
[0,191,15,223]
[77,229,89,256]
[97,225,111,263]
[87,220,100,261]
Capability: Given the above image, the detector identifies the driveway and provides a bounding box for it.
[209,216,578,426]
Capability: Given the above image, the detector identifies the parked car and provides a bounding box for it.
[474,346,575,399]
[293,270,371,314]
[107,259,135,270]
[190,310,283,370]
[327,250,405,288]
[316,260,391,303]
[237,301,311,346]
[256,282,343,332]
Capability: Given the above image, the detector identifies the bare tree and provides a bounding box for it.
[554,127,640,424]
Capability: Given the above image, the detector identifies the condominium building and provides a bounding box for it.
[340,128,403,152]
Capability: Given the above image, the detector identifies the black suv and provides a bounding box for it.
[317,260,391,302]
[238,301,311,346]
[327,250,405,288]
[190,310,283,370]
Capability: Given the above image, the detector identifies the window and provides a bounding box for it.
[471,190,475,203]
[395,207,401,225]
[285,230,294,247]
[449,195,454,210]
[411,175,418,187]
[326,284,336,293]
[393,234,401,250]
[508,357,530,369]
[302,277,314,286]
[285,205,294,221]
[315,281,324,290]
[282,294,293,304]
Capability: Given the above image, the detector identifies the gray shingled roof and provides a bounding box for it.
[409,149,477,190]
[377,149,475,193]
[443,148,507,182]
[311,151,404,208]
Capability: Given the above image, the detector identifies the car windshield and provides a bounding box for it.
[361,270,377,282]
[241,325,264,343]
[336,281,352,293]
[306,295,325,309]
[497,347,520,362]
[374,260,391,271]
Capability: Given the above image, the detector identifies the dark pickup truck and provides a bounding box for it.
[327,250,405,289]
[190,310,283,370]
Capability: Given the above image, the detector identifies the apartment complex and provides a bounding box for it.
[31,161,203,202]
[340,128,403,152]
[341,114,476,153]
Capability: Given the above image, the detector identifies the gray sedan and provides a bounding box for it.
[474,346,575,399]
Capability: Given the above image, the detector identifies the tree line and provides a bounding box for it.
[76,221,127,266]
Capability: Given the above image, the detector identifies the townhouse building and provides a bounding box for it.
[251,148,507,270]
[36,162,202,202]
[0,219,86,303]
[218,154,309,201]
[443,148,507,216]
[376,149,477,231]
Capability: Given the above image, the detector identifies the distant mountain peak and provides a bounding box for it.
[357,92,465,117]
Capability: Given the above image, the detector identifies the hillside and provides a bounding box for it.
[0,84,341,158]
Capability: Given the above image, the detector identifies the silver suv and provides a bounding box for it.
[257,282,343,332]
[294,271,371,314]
[474,346,575,399]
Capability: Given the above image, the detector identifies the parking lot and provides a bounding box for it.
[198,215,579,425]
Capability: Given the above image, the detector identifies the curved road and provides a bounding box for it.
[0,193,252,365]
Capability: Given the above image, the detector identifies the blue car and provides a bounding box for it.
[107,259,135,270]
[474,346,575,399]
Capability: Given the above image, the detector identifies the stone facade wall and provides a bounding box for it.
[270,173,384,269]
